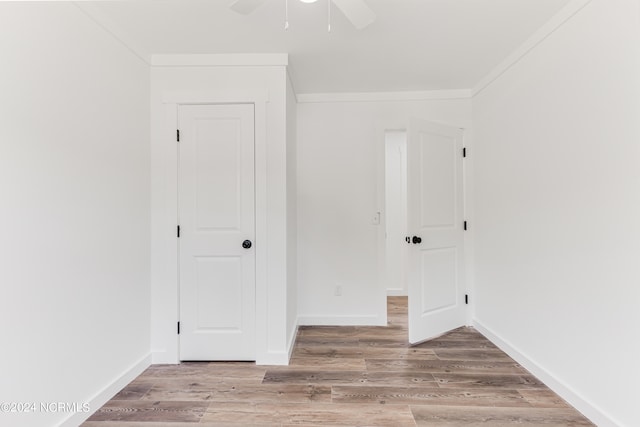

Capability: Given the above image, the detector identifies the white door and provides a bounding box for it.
[178,104,256,361]
[407,119,466,344]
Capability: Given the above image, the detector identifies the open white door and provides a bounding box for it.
[407,119,466,344]
[178,104,256,361]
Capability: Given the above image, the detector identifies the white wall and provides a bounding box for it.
[150,60,293,364]
[297,98,472,324]
[0,3,150,427]
[472,1,640,426]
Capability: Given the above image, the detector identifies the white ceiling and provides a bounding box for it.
[86,0,572,94]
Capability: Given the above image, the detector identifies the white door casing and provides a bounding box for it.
[178,103,256,361]
[407,119,466,344]
[385,131,408,296]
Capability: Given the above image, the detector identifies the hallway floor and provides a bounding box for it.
[83,297,592,426]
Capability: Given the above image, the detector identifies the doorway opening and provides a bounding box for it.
[384,130,408,323]
[383,121,466,341]
[384,130,408,296]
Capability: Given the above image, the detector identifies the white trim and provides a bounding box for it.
[298,315,385,326]
[386,288,407,297]
[462,133,475,326]
[472,0,593,97]
[253,99,269,365]
[160,90,270,365]
[473,320,621,427]
[162,102,180,364]
[374,124,395,328]
[297,89,473,104]
[162,90,269,105]
[286,68,299,104]
[286,321,299,362]
[151,54,289,67]
[256,351,291,366]
[72,2,151,65]
[59,353,151,427]
[151,349,174,365]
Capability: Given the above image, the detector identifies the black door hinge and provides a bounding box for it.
[463,147,467,158]
[465,294,469,305]
[464,221,468,231]
[177,129,180,142]
[177,225,180,238]
[177,321,180,334]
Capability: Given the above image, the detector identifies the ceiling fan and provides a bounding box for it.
[230,0,376,30]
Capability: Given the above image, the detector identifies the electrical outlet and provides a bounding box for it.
[334,285,342,296]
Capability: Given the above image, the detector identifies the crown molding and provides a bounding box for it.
[472,0,593,97]
[297,89,473,103]
[151,54,289,67]
[73,2,151,65]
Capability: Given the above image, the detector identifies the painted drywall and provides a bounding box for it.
[472,1,640,425]
[150,61,293,364]
[384,131,408,296]
[286,74,299,351]
[297,99,471,324]
[0,3,150,427]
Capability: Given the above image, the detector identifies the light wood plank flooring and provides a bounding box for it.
[83,297,592,426]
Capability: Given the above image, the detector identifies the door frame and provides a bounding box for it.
[161,89,269,363]
[375,119,474,328]
[383,130,409,297]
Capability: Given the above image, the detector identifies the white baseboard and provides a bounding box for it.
[286,321,299,362]
[473,320,621,427]
[256,351,290,366]
[297,315,385,326]
[386,288,407,296]
[256,319,299,366]
[59,352,151,427]
[151,349,179,365]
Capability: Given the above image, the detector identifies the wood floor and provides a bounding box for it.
[83,297,593,426]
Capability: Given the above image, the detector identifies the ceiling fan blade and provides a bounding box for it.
[229,0,266,15]
[331,0,376,30]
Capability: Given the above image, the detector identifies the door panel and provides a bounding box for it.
[419,132,456,228]
[179,104,255,361]
[194,256,243,329]
[419,247,458,313]
[408,119,465,344]
[193,117,242,230]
